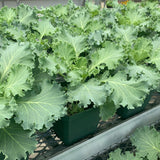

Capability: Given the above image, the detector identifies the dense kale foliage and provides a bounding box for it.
[109,126,160,160]
[0,0,160,159]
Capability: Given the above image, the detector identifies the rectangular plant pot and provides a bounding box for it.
[53,108,100,146]
[116,92,153,120]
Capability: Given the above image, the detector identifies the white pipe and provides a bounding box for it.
[50,105,160,160]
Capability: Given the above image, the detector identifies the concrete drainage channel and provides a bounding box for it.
[50,105,160,160]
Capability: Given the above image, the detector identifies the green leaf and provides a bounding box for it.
[68,79,107,108]
[71,12,90,30]
[39,54,67,75]
[103,72,149,109]
[149,38,160,70]
[75,57,88,69]
[104,11,116,26]
[15,80,66,130]
[131,126,160,160]
[0,43,34,82]
[128,11,145,25]
[125,0,140,10]
[0,7,16,23]
[0,97,15,128]
[123,10,145,26]
[6,27,25,40]
[39,54,58,75]
[100,99,116,120]
[66,68,86,86]
[0,120,37,160]
[115,26,137,44]
[86,2,99,14]
[34,18,55,41]
[4,65,34,97]
[53,4,68,17]
[126,65,160,88]
[18,5,37,25]
[88,41,123,75]
[87,20,104,32]
[54,42,75,66]
[66,57,88,86]
[57,32,87,59]
[108,148,140,160]
[154,20,160,32]
[88,30,103,45]
[130,38,152,63]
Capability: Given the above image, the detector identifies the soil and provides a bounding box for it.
[28,91,160,160]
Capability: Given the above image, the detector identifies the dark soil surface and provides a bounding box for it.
[29,91,160,160]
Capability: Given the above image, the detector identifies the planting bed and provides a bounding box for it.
[28,91,160,160]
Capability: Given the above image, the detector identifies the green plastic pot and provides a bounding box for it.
[116,92,153,120]
[53,108,100,146]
